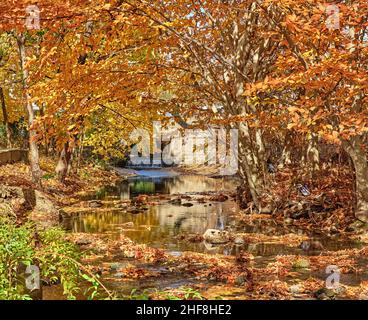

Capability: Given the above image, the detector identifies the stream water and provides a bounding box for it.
[66,171,240,255]
[47,170,368,299]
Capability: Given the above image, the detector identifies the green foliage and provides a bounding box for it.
[36,227,81,299]
[129,288,150,300]
[42,173,55,180]
[0,218,34,300]
[81,274,103,300]
[0,217,102,300]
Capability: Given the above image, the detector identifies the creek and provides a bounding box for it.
[45,169,368,299]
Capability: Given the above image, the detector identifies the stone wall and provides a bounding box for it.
[0,149,28,165]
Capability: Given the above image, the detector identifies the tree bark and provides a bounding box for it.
[306,133,320,173]
[343,136,368,223]
[38,104,50,157]
[17,34,41,185]
[280,132,293,168]
[55,142,73,183]
[238,122,268,212]
[0,87,12,148]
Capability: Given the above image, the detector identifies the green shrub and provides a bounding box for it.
[0,217,107,300]
[0,218,34,300]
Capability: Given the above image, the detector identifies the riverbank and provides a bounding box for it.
[0,158,121,205]
[112,167,138,178]
[176,164,234,177]
[0,158,122,228]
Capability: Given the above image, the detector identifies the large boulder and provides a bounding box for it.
[0,186,60,228]
[203,229,230,244]
[28,190,60,228]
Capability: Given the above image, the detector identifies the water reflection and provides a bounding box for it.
[91,172,238,200]
[66,172,239,253]
[66,171,362,257]
[66,203,237,251]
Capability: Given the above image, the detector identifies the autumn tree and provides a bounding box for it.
[0,33,25,149]
[0,0,95,183]
[26,1,164,181]
[257,0,368,222]
[122,0,284,212]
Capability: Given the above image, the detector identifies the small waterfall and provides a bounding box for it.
[125,154,170,169]
[126,163,163,169]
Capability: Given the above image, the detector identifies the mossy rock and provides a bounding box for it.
[292,258,310,269]
[315,288,336,300]
[234,275,247,286]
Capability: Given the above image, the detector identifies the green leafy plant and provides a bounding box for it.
[0,217,112,300]
[0,218,34,300]
[129,288,151,300]
[181,287,204,300]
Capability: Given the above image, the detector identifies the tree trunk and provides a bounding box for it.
[76,130,85,173]
[280,132,293,168]
[39,104,49,157]
[306,133,320,173]
[238,122,268,212]
[0,87,12,148]
[17,34,41,185]
[343,136,368,223]
[55,142,73,183]
[56,148,68,183]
